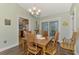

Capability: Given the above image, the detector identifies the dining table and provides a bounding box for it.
[21,34,51,55]
[34,37,50,55]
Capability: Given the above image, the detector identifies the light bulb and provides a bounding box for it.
[38,9,41,12]
[36,12,39,15]
[28,9,32,12]
[33,7,36,10]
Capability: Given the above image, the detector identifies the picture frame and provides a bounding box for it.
[5,19,11,25]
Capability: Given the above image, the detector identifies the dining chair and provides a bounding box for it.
[19,37,25,50]
[26,31,41,55]
[45,32,59,55]
[61,32,77,52]
[19,30,28,54]
[42,31,48,39]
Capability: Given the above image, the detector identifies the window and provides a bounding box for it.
[41,21,58,38]
[49,21,58,37]
[42,22,48,32]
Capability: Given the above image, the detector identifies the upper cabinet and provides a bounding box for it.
[19,17,29,31]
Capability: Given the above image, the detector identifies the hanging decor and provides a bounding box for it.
[62,20,69,27]
[5,18,11,26]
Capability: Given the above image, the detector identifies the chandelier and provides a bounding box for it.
[28,7,41,16]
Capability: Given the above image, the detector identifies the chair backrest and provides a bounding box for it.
[27,31,36,45]
[23,30,28,38]
[20,30,24,37]
[53,32,59,47]
[42,31,48,38]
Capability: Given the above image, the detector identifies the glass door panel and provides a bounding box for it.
[49,21,58,38]
[42,22,48,32]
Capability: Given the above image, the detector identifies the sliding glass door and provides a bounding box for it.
[42,22,48,32]
[41,21,58,38]
[49,21,58,38]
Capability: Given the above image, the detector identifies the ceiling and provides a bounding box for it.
[18,3,72,18]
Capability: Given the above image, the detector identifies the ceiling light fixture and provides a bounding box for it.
[28,7,41,17]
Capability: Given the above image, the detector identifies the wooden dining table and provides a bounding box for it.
[34,37,50,54]
[21,36,50,55]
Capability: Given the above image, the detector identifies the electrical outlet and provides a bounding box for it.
[4,40,7,44]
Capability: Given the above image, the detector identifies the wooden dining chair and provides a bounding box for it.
[26,31,41,55]
[19,30,28,54]
[19,37,25,51]
[45,32,59,55]
[61,32,77,52]
[19,30,24,50]
[42,31,48,39]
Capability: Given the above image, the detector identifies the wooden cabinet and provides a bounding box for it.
[18,17,29,51]
[19,17,29,38]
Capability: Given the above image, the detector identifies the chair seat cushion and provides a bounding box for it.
[61,42,74,51]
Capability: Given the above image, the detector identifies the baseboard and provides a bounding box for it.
[0,43,18,52]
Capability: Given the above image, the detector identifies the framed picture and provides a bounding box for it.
[5,19,11,25]
[62,20,68,27]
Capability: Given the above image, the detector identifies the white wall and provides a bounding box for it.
[29,19,36,31]
[39,12,73,43]
[74,4,79,54]
[0,3,36,51]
